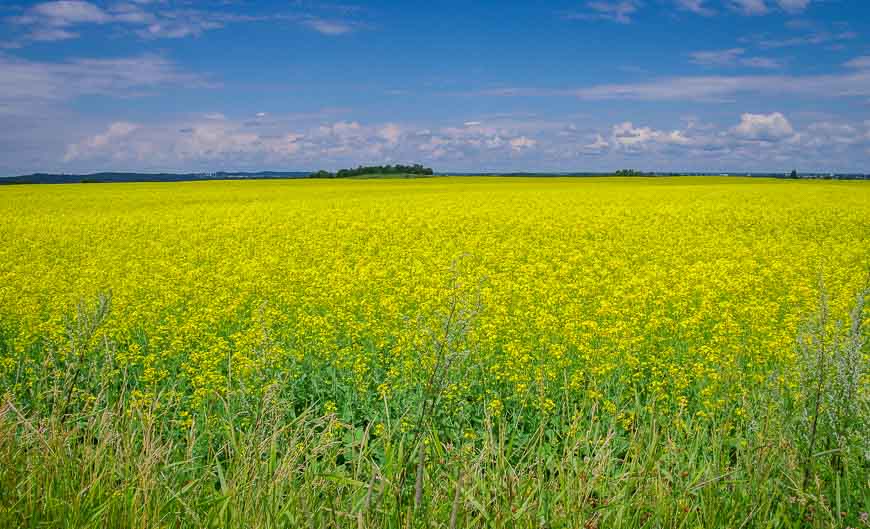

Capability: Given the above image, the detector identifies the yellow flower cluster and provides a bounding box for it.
[0,177,867,419]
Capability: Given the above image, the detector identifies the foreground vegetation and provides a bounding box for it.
[0,177,868,527]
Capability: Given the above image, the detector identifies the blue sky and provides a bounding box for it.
[1,0,869,174]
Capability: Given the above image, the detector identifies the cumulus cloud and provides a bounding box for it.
[60,116,555,169]
[21,111,870,174]
[611,122,693,151]
[582,134,610,154]
[378,123,402,145]
[733,112,794,140]
[64,121,139,161]
[64,119,304,164]
[509,136,537,152]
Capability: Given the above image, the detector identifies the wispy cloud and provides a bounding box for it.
[689,48,746,66]
[301,17,354,35]
[776,0,811,13]
[740,57,782,68]
[564,1,641,24]
[28,27,79,41]
[748,29,857,49]
[24,1,111,25]
[465,58,870,102]
[689,48,782,68]
[569,70,870,101]
[5,1,362,45]
[0,53,209,112]
[844,56,870,70]
[729,0,768,16]
[674,0,715,16]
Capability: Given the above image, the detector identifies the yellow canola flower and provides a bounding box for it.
[0,177,867,420]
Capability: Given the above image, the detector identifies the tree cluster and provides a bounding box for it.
[614,169,646,176]
[310,164,434,178]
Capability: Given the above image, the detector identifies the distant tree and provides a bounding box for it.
[615,169,644,176]
[790,169,798,179]
[328,164,434,178]
[310,170,336,178]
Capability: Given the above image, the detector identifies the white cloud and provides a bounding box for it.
[61,116,557,169]
[138,20,223,39]
[28,28,80,41]
[30,1,111,25]
[675,0,715,15]
[474,66,870,101]
[730,0,768,15]
[509,136,537,152]
[777,0,810,13]
[844,56,870,70]
[64,121,138,161]
[64,119,305,164]
[19,111,869,174]
[582,134,610,154]
[802,121,861,148]
[689,48,782,69]
[0,54,207,109]
[302,18,353,35]
[690,48,745,66]
[6,3,359,44]
[681,0,805,16]
[568,70,870,101]
[733,112,794,140]
[753,30,857,49]
[378,123,401,145]
[565,1,641,24]
[740,57,782,69]
[611,122,693,151]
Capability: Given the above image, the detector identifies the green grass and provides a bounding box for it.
[1,381,864,528]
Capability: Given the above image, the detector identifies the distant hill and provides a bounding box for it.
[0,171,311,185]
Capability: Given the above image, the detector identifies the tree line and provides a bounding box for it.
[310,164,435,179]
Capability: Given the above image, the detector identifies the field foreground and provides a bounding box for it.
[0,177,868,528]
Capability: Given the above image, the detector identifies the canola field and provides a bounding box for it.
[1,177,867,421]
[1,176,869,528]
